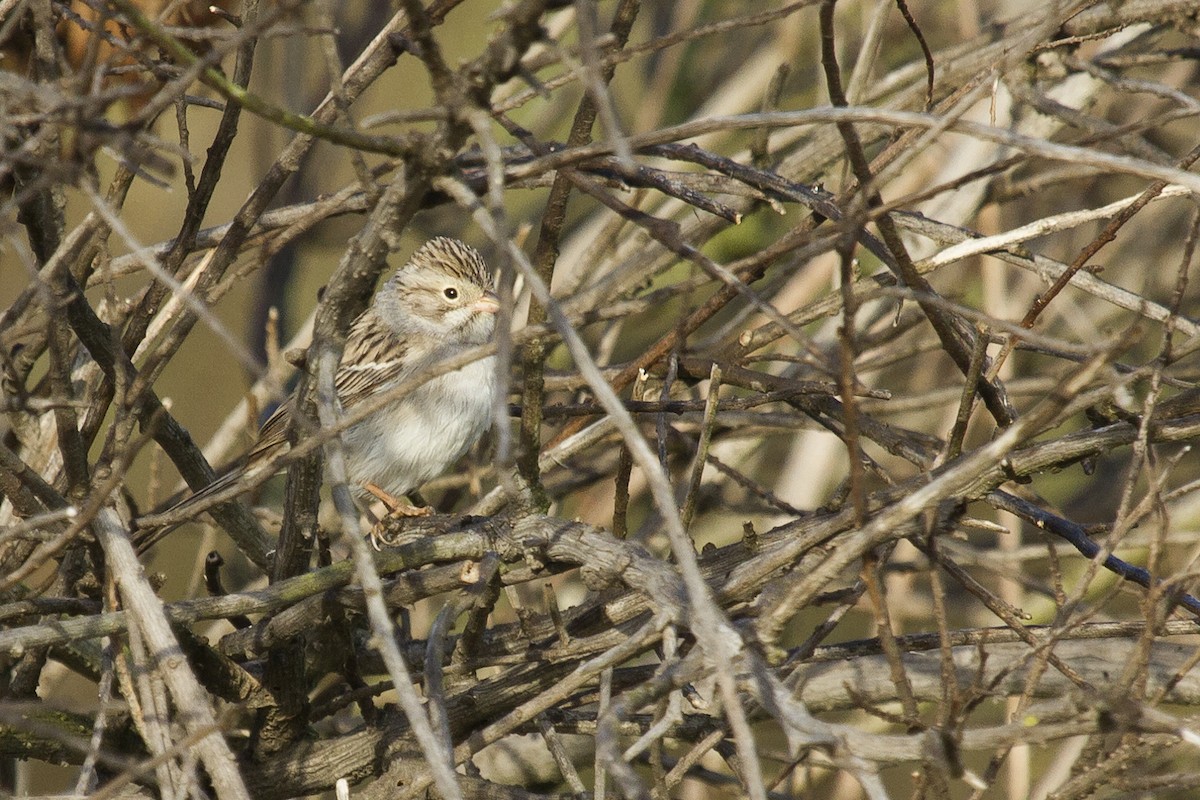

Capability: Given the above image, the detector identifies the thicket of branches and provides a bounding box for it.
[5,0,1200,798]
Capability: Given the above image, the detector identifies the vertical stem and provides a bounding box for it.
[680,364,720,530]
[518,0,641,506]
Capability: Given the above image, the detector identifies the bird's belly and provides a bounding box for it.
[339,356,497,498]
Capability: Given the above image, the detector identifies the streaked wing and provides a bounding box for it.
[248,402,292,461]
[334,309,409,410]
[243,310,406,461]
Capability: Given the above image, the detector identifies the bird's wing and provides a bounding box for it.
[138,312,408,537]
[332,310,411,410]
[235,311,412,468]
[251,311,410,455]
[247,401,293,461]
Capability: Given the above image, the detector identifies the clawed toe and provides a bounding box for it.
[368,520,388,551]
[364,483,432,549]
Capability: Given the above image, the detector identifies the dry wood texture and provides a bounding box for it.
[5,1,1200,798]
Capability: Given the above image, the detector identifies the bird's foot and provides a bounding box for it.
[363,483,432,549]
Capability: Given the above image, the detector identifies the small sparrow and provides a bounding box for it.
[138,237,499,547]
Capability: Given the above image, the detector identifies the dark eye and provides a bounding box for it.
[443,287,459,300]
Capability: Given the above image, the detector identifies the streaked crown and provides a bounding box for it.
[405,236,491,288]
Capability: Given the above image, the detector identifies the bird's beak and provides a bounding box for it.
[473,291,500,314]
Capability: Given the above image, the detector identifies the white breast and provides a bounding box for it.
[338,355,498,498]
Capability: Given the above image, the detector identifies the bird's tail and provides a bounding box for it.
[131,467,246,552]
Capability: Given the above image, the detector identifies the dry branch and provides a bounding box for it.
[6,1,1200,798]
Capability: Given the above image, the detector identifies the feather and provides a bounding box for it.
[135,237,499,543]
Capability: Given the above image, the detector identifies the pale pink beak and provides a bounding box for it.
[472,291,500,314]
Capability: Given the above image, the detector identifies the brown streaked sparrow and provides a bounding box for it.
[138,237,499,546]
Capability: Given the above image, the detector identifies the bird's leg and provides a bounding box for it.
[363,482,432,549]
[363,482,432,516]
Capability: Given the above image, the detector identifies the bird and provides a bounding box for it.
[136,236,499,550]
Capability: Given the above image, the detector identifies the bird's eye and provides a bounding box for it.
[443,287,459,300]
